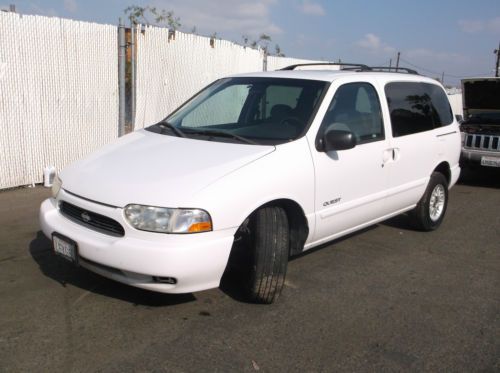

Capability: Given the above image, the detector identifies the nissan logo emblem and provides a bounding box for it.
[81,211,91,223]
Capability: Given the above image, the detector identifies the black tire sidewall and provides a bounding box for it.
[418,172,449,231]
[247,206,289,303]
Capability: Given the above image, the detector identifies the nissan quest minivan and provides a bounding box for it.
[40,64,461,303]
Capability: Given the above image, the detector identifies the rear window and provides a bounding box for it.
[385,82,453,137]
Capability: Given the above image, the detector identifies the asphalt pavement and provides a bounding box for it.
[0,168,499,372]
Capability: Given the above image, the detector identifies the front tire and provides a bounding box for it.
[410,172,449,231]
[247,206,289,304]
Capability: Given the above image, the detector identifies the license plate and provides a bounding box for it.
[481,156,500,167]
[53,234,78,264]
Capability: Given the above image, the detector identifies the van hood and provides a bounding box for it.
[60,130,275,207]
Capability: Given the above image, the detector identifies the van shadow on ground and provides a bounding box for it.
[29,231,196,307]
[458,167,500,189]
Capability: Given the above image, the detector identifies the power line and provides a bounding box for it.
[399,57,449,77]
[398,57,491,79]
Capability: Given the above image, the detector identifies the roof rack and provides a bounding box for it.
[279,62,371,71]
[279,63,419,75]
[369,66,419,74]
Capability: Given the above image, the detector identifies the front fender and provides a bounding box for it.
[189,138,316,241]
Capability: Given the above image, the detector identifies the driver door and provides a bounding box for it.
[310,80,393,243]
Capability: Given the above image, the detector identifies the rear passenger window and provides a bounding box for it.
[321,82,384,144]
[385,82,453,137]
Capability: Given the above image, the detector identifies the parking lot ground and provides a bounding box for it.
[0,169,499,372]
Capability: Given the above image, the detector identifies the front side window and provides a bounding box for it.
[151,77,328,145]
[385,82,453,137]
[319,82,385,144]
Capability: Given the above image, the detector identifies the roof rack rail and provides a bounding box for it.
[279,62,419,75]
[280,62,371,71]
[369,66,419,74]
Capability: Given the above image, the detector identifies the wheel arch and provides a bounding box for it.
[236,198,309,257]
[433,161,451,185]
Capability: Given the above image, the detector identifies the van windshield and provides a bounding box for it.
[148,77,328,145]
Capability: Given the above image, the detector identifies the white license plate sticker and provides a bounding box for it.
[481,156,500,167]
[53,235,77,263]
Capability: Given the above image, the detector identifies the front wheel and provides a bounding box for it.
[409,172,449,231]
[247,206,289,304]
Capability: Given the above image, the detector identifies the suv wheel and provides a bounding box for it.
[247,206,289,304]
[410,172,449,231]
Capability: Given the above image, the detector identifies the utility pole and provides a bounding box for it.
[395,52,400,72]
[441,72,445,84]
[494,42,500,78]
[389,59,392,71]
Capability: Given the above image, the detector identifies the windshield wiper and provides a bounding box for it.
[156,121,186,137]
[183,129,258,145]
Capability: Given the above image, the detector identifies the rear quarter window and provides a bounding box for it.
[385,82,453,137]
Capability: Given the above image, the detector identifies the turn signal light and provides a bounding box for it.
[188,222,212,232]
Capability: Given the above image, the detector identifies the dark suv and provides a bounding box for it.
[460,78,500,168]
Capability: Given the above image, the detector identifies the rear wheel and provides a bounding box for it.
[409,172,449,231]
[246,206,289,304]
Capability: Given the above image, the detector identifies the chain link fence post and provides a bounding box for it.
[130,21,136,129]
[118,18,126,136]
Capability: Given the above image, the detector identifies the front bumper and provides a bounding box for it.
[460,148,500,168]
[39,193,235,294]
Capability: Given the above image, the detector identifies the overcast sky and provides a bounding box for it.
[2,0,499,86]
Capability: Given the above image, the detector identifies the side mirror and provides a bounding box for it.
[321,129,357,152]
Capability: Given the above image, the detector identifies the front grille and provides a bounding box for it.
[59,201,125,237]
[464,134,500,151]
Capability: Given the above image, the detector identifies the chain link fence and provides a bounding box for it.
[0,12,319,190]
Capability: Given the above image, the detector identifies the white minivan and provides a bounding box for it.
[40,64,461,303]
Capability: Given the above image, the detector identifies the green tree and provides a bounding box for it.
[124,5,284,55]
[124,5,181,30]
[274,44,285,57]
[244,33,284,56]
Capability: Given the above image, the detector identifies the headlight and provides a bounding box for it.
[124,204,212,234]
[52,175,62,198]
